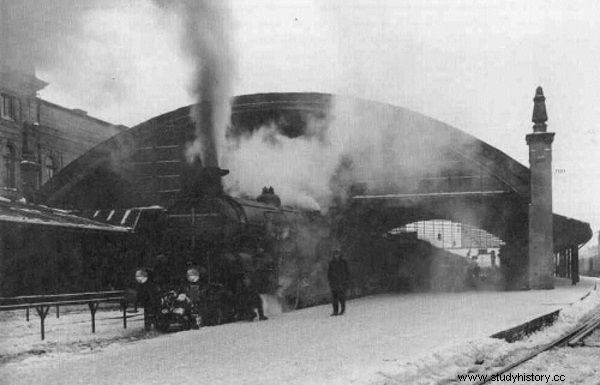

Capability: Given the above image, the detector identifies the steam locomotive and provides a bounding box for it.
[130,165,330,330]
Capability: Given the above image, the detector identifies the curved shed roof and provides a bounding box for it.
[36,92,591,249]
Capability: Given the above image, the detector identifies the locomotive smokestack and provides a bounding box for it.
[194,103,219,168]
[180,157,229,200]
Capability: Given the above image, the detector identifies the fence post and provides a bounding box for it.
[35,305,50,340]
[26,307,30,322]
[56,304,60,318]
[121,300,127,329]
[88,302,99,333]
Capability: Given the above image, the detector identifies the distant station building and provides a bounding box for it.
[0,2,125,199]
[0,65,125,201]
[0,43,130,295]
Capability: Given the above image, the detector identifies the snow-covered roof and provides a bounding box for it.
[0,200,132,233]
[77,206,166,229]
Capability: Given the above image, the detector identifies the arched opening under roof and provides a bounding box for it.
[391,219,504,274]
[392,219,504,255]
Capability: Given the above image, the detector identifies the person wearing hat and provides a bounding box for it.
[152,253,173,290]
[327,247,350,316]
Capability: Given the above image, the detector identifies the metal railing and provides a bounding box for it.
[0,290,129,340]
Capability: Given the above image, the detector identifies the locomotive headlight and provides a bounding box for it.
[187,268,200,283]
[135,269,148,284]
[173,307,185,315]
[177,293,189,302]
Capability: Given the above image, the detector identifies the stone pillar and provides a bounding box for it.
[571,246,579,285]
[526,87,555,289]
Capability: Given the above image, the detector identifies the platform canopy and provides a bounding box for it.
[0,198,131,233]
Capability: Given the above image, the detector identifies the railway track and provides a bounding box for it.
[471,305,600,385]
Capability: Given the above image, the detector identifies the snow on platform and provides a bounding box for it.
[0,277,597,385]
[0,305,147,361]
[504,342,600,385]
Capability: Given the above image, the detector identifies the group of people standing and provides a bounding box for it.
[143,244,351,328]
[232,247,352,319]
[220,247,352,319]
[216,246,352,319]
[224,246,352,319]
[210,252,269,323]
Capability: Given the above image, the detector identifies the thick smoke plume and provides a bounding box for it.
[153,0,234,167]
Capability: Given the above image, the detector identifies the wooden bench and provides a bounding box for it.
[0,291,128,340]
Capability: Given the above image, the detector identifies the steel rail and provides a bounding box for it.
[472,308,600,385]
[567,315,600,346]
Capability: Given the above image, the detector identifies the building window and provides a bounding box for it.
[43,155,56,183]
[1,93,20,122]
[4,144,17,188]
[29,99,40,124]
[37,144,42,188]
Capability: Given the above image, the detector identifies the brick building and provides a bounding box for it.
[0,66,125,200]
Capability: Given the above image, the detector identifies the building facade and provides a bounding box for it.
[0,66,125,200]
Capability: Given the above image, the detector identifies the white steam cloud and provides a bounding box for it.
[223,119,338,211]
[223,96,457,212]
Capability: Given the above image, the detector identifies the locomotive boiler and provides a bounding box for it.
[131,162,330,329]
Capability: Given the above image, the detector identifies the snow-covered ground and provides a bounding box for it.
[0,277,597,385]
[377,279,600,385]
[0,305,148,363]
[504,338,600,385]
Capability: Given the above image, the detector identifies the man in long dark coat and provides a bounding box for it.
[327,248,350,316]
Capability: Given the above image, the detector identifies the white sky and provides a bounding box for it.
[35,0,600,234]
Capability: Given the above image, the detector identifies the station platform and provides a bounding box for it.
[0,277,597,385]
